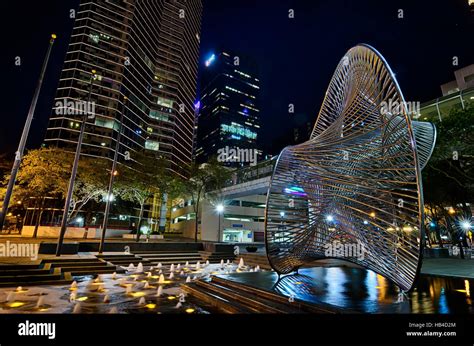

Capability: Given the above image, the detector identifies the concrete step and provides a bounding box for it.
[182,275,344,314]
[0,267,72,287]
[211,276,340,313]
[67,267,123,276]
[194,280,300,313]
[181,282,254,313]
[0,268,51,276]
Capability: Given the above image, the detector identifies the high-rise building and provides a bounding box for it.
[195,51,262,166]
[44,0,202,176]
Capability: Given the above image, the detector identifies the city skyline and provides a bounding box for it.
[1,0,473,157]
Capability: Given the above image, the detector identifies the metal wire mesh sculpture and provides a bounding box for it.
[264,44,436,291]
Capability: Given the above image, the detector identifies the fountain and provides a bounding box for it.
[169,272,174,280]
[147,272,152,278]
[111,272,117,280]
[156,286,163,297]
[255,265,260,272]
[158,269,163,274]
[94,275,103,283]
[205,260,210,266]
[226,259,230,265]
[180,270,184,276]
[69,292,77,302]
[176,263,181,270]
[157,262,162,268]
[220,259,224,267]
[35,296,45,309]
[170,264,175,272]
[175,302,182,309]
[149,266,154,271]
[86,279,98,292]
[195,261,201,270]
[238,258,244,269]
[136,263,144,273]
[144,282,151,289]
[138,297,146,305]
[125,285,133,295]
[103,295,110,303]
[6,292,15,302]
[186,276,191,283]
[109,307,118,314]
[158,274,165,284]
[185,261,189,267]
[127,263,135,271]
[70,281,78,290]
[72,303,81,314]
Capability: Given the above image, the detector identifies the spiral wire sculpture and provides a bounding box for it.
[264,44,436,291]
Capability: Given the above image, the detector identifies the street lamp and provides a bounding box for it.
[55,69,97,256]
[461,220,472,232]
[0,34,56,230]
[216,204,224,242]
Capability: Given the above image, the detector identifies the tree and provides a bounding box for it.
[117,151,169,241]
[422,105,474,257]
[183,159,231,242]
[1,148,108,236]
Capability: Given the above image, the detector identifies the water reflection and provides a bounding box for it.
[271,267,473,313]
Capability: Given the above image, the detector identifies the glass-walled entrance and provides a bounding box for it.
[222,229,253,242]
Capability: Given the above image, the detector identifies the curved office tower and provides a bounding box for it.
[264,44,436,291]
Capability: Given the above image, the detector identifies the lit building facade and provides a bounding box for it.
[195,51,262,166]
[44,0,203,176]
[419,64,474,121]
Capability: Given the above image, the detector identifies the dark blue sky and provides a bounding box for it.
[1,0,473,156]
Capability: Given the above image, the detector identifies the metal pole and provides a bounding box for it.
[55,69,96,256]
[218,212,221,242]
[0,34,56,230]
[98,97,127,254]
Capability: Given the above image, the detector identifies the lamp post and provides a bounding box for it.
[0,34,56,230]
[216,204,224,242]
[55,69,97,256]
[98,96,127,254]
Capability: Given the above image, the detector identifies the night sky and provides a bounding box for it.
[1,0,473,158]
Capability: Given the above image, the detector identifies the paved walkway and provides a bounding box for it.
[421,258,474,279]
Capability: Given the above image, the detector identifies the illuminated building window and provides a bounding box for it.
[157,97,173,108]
[221,123,257,139]
[145,140,160,151]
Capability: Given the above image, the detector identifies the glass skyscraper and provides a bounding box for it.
[44,0,202,176]
[195,51,262,166]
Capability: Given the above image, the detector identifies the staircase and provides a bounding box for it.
[199,251,235,264]
[42,258,125,276]
[95,254,152,267]
[131,251,203,265]
[0,262,72,287]
[182,275,341,314]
